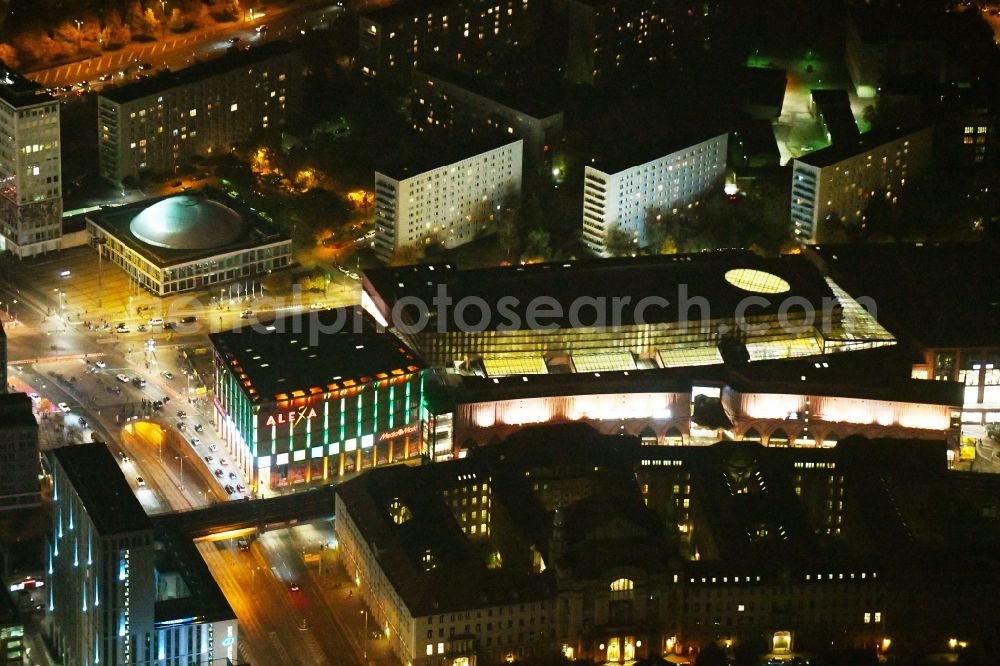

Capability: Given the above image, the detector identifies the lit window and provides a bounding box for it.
[864,613,871,624]
[189,109,196,117]
[230,103,238,112]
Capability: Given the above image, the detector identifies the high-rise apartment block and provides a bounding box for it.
[412,67,563,169]
[0,62,62,258]
[374,138,522,261]
[97,42,301,182]
[0,392,40,511]
[582,133,728,257]
[46,444,238,665]
[790,126,933,243]
[358,0,542,81]
[565,0,673,86]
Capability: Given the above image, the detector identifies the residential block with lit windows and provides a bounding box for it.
[581,133,728,257]
[358,0,543,81]
[789,126,933,244]
[565,0,676,86]
[373,137,522,261]
[97,41,301,182]
[0,62,62,258]
[45,443,238,666]
[336,423,1000,666]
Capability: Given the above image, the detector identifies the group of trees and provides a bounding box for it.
[0,0,244,69]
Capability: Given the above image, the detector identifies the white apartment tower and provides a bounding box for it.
[582,133,728,256]
[0,63,62,258]
[374,138,523,261]
[790,126,933,243]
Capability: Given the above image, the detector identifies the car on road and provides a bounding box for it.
[137,325,147,333]
[135,476,145,487]
[162,395,171,403]
[204,455,213,464]
[224,484,235,494]
[237,537,250,551]
[214,469,224,478]
[116,373,130,383]
[240,309,252,319]
[163,322,174,330]
[78,417,87,427]
[137,62,153,70]
[220,458,229,466]
[227,36,241,44]
[236,483,246,493]
[190,438,201,447]
[194,424,204,433]
[132,377,146,388]
[208,443,218,452]
[94,360,107,369]
[57,402,71,413]
[119,452,129,464]
[115,324,130,333]
[148,318,163,327]
[289,583,300,592]
[180,315,197,324]
[228,471,237,480]
[177,410,187,418]
[161,371,174,380]
[309,302,326,310]
[28,393,38,401]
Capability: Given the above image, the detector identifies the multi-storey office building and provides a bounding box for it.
[373,137,522,261]
[336,424,1000,666]
[47,444,156,666]
[412,67,563,168]
[358,0,543,81]
[210,307,426,491]
[565,0,674,86]
[361,252,896,374]
[98,41,301,182]
[0,62,62,258]
[0,392,40,511]
[0,589,23,666]
[790,126,933,243]
[86,193,291,296]
[46,444,238,666]
[581,133,728,256]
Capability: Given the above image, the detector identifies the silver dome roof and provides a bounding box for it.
[129,195,247,250]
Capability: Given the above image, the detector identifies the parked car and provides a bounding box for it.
[116,373,130,383]
[148,318,163,327]
[161,371,174,380]
[190,438,201,447]
[228,471,237,480]
[177,422,186,431]
[177,410,187,418]
[214,469,224,478]
[236,483,246,493]
[208,444,218,452]
[115,324,130,333]
[135,476,145,487]
[94,360,107,368]
[194,424,204,433]
[204,456,214,464]
[224,484,235,494]
[220,458,229,466]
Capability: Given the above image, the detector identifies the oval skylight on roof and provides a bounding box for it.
[724,268,791,294]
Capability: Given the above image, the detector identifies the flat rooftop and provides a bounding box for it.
[86,191,289,268]
[52,444,152,536]
[0,392,39,429]
[795,125,930,169]
[363,252,838,331]
[100,41,298,105]
[375,131,521,181]
[415,65,563,119]
[0,61,54,108]
[588,129,728,175]
[209,307,424,403]
[811,242,1000,349]
[152,523,235,625]
[811,89,860,145]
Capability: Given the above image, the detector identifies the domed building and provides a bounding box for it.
[86,192,291,296]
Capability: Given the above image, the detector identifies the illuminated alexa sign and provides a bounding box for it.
[264,405,319,428]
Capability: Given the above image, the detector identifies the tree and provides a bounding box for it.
[604,222,636,257]
[389,245,422,266]
[695,641,727,666]
[522,228,552,262]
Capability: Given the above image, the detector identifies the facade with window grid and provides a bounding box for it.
[358,0,543,81]
[373,139,522,261]
[582,133,728,256]
[0,64,62,258]
[97,42,301,182]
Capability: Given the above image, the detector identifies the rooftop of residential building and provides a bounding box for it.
[414,65,563,120]
[209,307,424,403]
[0,61,54,108]
[0,392,39,430]
[100,40,298,105]
[794,125,931,169]
[374,130,522,181]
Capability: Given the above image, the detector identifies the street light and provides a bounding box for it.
[175,455,184,484]
[360,610,368,660]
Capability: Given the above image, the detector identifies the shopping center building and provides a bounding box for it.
[85,192,291,296]
[209,308,425,492]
